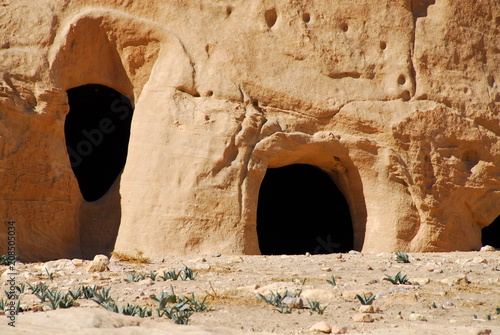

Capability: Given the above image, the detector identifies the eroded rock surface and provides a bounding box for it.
[0,0,499,260]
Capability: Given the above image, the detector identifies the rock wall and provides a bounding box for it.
[0,0,499,261]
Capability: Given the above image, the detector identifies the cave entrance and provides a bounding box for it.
[65,84,134,202]
[482,215,500,248]
[257,164,354,255]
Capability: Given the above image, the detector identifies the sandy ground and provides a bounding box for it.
[1,250,499,334]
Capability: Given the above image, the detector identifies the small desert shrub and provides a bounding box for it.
[383,271,410,285]
[307,299,327,314]
[326,275,336,286]
[151,286,211,324]
[395,251,410,263]
[37,289,74,309]
[356,293,375,305]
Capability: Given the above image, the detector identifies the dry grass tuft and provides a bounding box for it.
[110,250,150,264]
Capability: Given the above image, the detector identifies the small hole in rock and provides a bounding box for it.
[401,90,411,101]
[206,90,213,97]
[302,12,311,23]
[265,8,277,28]
[226,6,233,16]
[380,41,387,50]
[341,23,348,32]
[463,87,469,94]
[487,75,495,87]
[398,74,406,85]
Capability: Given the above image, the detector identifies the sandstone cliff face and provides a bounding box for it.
[0,0,498,261]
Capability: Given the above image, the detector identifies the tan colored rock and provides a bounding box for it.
[359,305,376,313]
[309,321,332,333]
[87,254,109,273]
[440,275,470,286]
[301,289,336,301]
[330,325,348,334]
[0,0,499,261]
[413,277,431,285]
[352,313,375,323]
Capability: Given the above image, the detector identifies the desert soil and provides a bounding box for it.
[0,250,499,334]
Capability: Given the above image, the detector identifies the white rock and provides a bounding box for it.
[480,245,495,252]
[408,313,427,321]
[281,297,303,309]
[139,278,154,286]
[309,321,331,333]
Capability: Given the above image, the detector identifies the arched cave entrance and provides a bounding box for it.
[257,164,354,255]
[482,215,500,248]
[65,84,134,202]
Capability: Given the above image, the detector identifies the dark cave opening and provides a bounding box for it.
[482,215,500,248]
[257,164,354,255]
[65,84,134,202]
